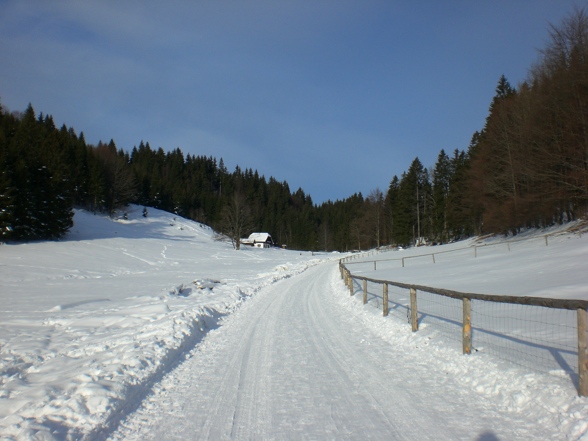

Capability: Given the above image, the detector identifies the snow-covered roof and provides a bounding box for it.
[242,232,273,244]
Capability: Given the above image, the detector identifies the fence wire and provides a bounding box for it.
[387,283,410,323]
[414,290,463,351]
[364,281,410,323]
[471,301,578,376]
[347,269,582,386]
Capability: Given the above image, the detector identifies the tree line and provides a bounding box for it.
[1,8,587,250]
[375,8,588,246]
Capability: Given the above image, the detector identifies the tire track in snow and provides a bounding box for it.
[198,288,278,440]
[109,263,553,440]
[298,271,410,438]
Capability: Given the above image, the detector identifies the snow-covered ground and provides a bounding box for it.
[111,262,573,441]
[345,224,588,299]
[0,206,324,440]
[1,207,588,440]
[344,225,588,381]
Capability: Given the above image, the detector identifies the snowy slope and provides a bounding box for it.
[0,206,324,440]
[346,223,588,299]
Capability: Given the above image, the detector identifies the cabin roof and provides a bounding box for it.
[242,232,273,243]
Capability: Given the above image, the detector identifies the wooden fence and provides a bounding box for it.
[342,233,555,270]
[339,260,588,396]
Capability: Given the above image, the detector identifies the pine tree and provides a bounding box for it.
[385,175,399,245]
[394,158,426,246]
[0,102,15,240]
[432,149,451,243]
[0,168,14,241]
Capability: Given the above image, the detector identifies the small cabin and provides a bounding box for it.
[241,232,275,248]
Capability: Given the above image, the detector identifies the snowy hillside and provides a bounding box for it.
[0,206,324,440]
[347,222,588,299]
[344,223,588,381]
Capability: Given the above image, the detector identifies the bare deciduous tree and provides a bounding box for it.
[219,192,252,250]
[366,188,385,248]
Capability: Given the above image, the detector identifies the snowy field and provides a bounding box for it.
[0,206,325,440]
[344,224,588,299]
[343,225,588,379]
[2,207,588,440]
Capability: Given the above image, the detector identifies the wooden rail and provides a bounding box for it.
[341,233,557,269]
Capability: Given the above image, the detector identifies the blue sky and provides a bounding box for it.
[0,1,582,203]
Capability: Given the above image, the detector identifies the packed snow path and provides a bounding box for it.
[111,263,551,440]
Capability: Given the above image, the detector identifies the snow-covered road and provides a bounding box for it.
[111,262,551,440]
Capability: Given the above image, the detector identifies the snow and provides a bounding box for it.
[344,225,588,390]
[347,225,588,299]
[1,207,588,440]
[111,264,556,440]
[0,206,323,439]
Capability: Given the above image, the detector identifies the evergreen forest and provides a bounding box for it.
[1,9,588,251]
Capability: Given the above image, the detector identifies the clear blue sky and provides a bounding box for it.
[0,1,582,203]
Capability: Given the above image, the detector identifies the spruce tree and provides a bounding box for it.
[0,169,14,241]
[394,158,426,246]
[432,149,451,243]
[385,175,399,245]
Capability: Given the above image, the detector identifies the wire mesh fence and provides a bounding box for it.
[471,301,578,377]
[414,290,464,350]
[340,261,588,395]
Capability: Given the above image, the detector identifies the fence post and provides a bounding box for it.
[578,308,588,396]
[363,279,368,305]
[432,254,435,264]
[383,283,389,316]
[348,273,354,296]
[463,297,472,355]
[402,257,405,268]
[374,261,377,271]
[410,288,418,332]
